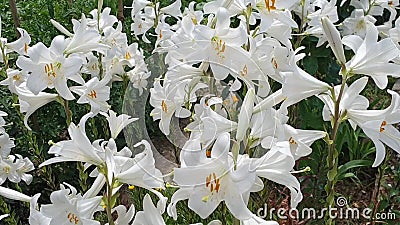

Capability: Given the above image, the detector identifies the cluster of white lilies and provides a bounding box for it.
[0,0,400,224]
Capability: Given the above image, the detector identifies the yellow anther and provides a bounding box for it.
[240,65,248,77]
[13,74,21,81]
[3,166,10,174]
[265,0,276,12]
[161,100,168,113]
[44,63,57,77]
[24,43,29,54]
[380,120,387,133]
[191,17,198,24]
[289,137,297,145]
[272,58,278,69]
[155,187,163,192]
[205,172,221,194]
[67,212,79,224]
[125,52,131,60]
[232,94,239,103]
[88,90,97,99]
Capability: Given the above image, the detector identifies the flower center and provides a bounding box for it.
[191,17,198,25]
[161,100,168,113]
[264,0,276,12]
[380,120,387,133]
[212,37,226,58]
[67,212,80,224]
[91,63,98,71]
[272,58,278,69]
[206,148,211,158]
[159,30,163,39]
[3,166,10,174]
[289,137,297,145]
[356,20,365,30]
[44,62,61,78]
[240,65,248,77]
[24,43,29,54]
[13,74,21,81]
[88,90,97,99]
[125,52,131,60]
[205,172,221,194]
[44,63,57,77]
[232,94,239,103]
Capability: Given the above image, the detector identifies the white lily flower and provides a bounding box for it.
[160,0,182,18]
[321,17,346,65]
[29,194,51,225]
[185,97,237,147]
[17,39,85,100]
[305,0,338,47]
[250,108,286,149]
[169,133,260,220]
[236,88,255,142]
[127,65,150,96]
[100,110,138,139]
[342,9,377,38]
[0,68,28,94]
[40,184,102,225]
[40,113,103,167]
[323,19,400,89]
[81,53,100,77]
[15,85,58,130]
[132,194,166,225]
[106,205,135,225]
[115,140,164,189]
[276,125,326,160]
[63,14,110,55]
[318,77,369,123]
[0,154,34,185]
[131,11,154,43]
[347,90,400,166]
[0,186,32,202]
[6,28,31,56]
[254,0,298,31]
[0,214,8,221]
[103,21,128,56]
[150,80,191,135]
[0,114,6,134]
[344,22,400,88]
[15,155,34,184]
[254,141,303,208]
[186,7,248,80]
[88,8,118,31]
[71,76,111,114]
[0,133,15,158]
[281,66,330,109]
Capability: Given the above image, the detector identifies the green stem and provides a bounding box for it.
[105,174,115,225]
[0,45,9,73]
[62,99,72,126]
[293,0,306,48]
[370,151,389,225]
[325,76,347,225]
